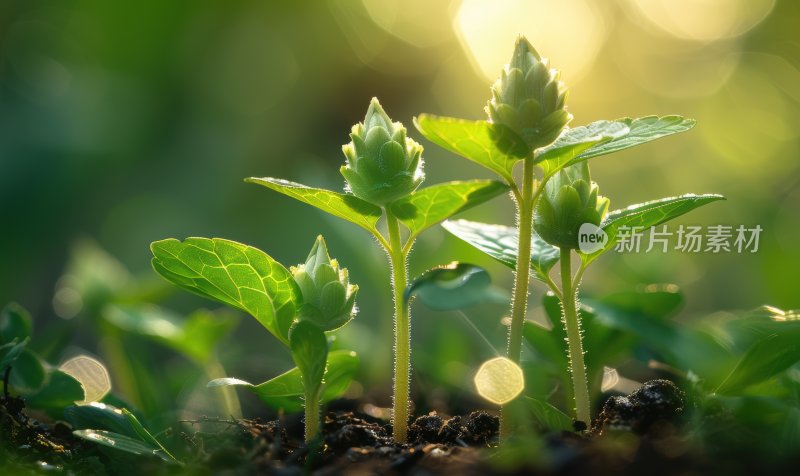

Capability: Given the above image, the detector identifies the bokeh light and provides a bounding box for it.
[454,0,607,84]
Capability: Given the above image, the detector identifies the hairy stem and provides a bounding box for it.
[560,247,591,425]
[499,157,536,439]
[304,389,320,442]
[386,210,411,442]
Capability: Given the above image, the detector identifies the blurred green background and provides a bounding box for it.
[1,0,798,414]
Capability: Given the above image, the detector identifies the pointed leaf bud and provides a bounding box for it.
[340,98,425,206]
[486,36,572,152]
[534,162,609,249]
[291,236,358,331]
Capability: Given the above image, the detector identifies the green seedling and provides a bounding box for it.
[150,235,359,441]
[1,303,85,415]
[247,98,507,442]
[415,35,723,436]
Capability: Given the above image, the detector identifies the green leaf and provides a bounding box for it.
[575,116,696,162]
[289,321,328,398]
[405,262,508,310]
[442,219,559,282]
[389,180,508,240]
[150,237,300,345]
[246,178,382,235]
[208,350,358,412]
[0,338,28,371]
[64,402,138,437]
[102,304,237,364]
[413,115,521,183]
[585,293,732,384]
[535,121,630,173]
[600,288,684,319]
[8,349,46,393]
[122,408,180,463]
[580,194,725,264]
[716,328,800,395]
[72,430,176,463]
[524,396,573,432]
[26,370,85,412]
[1,303,33,344]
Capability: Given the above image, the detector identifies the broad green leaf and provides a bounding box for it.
[716,328,800,395]
[208,350,358,412]
[442,219,559,282]
[575,116,696,162]
[122,408,180,463]
[406,262,508,310]
[150,237,300,345]
[8,349,46,393]
[289,321,328,398]
[73,430,175,463]
[586,295,732,385]
[65,402,138,437]
[580,194,725,265]
[413,115,521,183]
[26,370,85,412]
[0,303,33,344]
[246,178,382,235]
[524,396,573,432]
[102,304,237,364]
[389,180,508,240]
[716,306,800,355]
[536,121,630,174]
[0,338,28,371]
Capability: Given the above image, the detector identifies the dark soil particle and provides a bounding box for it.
[407,411,498,446]
[591,379,685,435]
[1,394,105,475]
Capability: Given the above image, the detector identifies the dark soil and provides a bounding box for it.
[4,378,781,475]
[0,393,105,474]
[192,409,500,475]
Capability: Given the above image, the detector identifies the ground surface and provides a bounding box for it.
[3,379,788,475]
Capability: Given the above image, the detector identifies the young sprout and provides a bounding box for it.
[247,98,507,442]
[417,36,574,438]
[340,100,424,441]
[533,161,608,424]
[416,35,722,437]
[151,235,359,442]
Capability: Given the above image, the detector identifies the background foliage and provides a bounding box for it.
[1,0,798,418]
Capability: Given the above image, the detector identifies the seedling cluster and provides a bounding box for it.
[146,35,722,443]
[4,33,800,476]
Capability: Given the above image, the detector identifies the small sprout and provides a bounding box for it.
[340,97,425,206]
[418,35,722,439]
[474,356,524,405]
[292,236,358,331]
[151,236,359,442]
[59,355,111,404]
